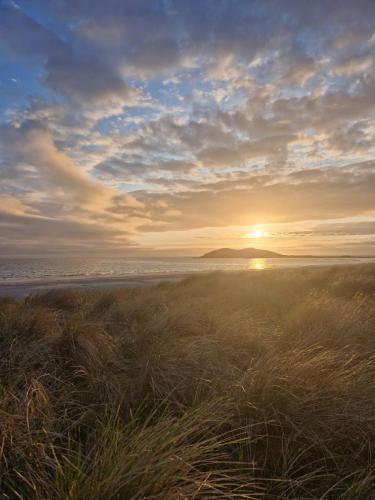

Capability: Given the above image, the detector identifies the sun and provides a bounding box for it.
[244,227,268,239]
[251,229,265,238]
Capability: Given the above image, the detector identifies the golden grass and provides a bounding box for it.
[1,264,375,498]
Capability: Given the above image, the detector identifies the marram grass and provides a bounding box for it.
[1,265,375,498]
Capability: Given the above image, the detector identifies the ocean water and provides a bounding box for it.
[0,256,374,282]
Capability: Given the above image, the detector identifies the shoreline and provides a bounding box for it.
[2,258,375,298]
[0,272,193,299]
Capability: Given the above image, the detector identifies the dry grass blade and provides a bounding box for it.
[1,265,375,498]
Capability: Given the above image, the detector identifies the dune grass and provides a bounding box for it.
[1,264,375,498]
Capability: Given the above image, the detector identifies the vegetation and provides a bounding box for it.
[1,264,375,499]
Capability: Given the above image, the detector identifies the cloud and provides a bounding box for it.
[0,208,135,254]
[0,119,144,254]
[45,56,134,106]
[0,3,136,112]
[130,162,375,231]
[1,0,375,254]
[1,121,111,206]
[0,196,40,217]
[0,3,65,59]
[332,55,373,76]
[310,221,375,236]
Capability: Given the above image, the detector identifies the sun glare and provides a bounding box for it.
[252,229,265,238]
[249,258,265,270]
[245,228,268,238]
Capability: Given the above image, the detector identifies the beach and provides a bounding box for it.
[0,272,192,299]
[2,255,375,298]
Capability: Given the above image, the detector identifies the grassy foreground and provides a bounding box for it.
[1,265,375,499]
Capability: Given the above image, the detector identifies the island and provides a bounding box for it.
[201,247,284,258]
[200,247,367,259]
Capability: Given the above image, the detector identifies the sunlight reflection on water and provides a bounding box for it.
[248,258,265,270]
[1,256,374,281]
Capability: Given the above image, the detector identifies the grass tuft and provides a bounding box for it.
[1,264,375,498]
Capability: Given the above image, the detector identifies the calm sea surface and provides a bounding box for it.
[0,256,374,282]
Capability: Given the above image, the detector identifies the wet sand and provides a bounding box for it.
[0,273,192,299]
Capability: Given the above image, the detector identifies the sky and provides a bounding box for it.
[0,0,375,256]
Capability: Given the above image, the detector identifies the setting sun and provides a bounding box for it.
[245,228,268,238]
[252,229,265,238]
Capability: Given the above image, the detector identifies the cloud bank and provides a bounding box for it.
[0,0,374,254]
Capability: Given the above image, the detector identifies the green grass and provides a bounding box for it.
[1,264,375,498]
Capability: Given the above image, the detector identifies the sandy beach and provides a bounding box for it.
[0,273,191,299]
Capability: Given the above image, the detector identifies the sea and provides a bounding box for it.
[0,256,374,282]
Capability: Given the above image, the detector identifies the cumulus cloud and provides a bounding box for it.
[1,0,375,254]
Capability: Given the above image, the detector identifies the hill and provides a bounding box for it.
[201,246,284,258]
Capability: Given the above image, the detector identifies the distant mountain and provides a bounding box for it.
[201,247,284,258]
